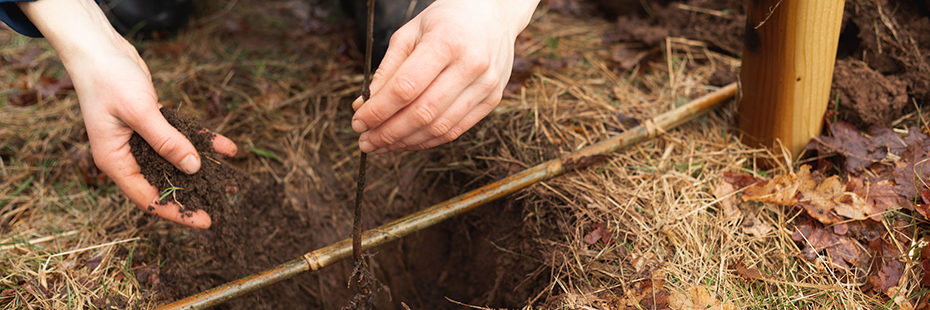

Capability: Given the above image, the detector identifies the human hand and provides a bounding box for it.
[351,0,539,153]
[18,0,237,229]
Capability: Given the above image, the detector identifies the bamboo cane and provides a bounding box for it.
[738,0,846,157]
[157,83,738,310]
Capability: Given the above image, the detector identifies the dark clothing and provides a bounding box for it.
[0,0,41,37]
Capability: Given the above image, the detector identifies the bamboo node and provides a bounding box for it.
[643,120,666,137]
[303,253,323,270]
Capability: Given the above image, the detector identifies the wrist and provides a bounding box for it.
[499,0,539,38]
[17,0,129,66]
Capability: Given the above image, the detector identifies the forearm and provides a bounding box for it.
[16,0,125,67]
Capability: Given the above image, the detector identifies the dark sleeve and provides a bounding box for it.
[0,0,41,38]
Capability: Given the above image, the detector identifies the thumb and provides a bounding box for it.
[127,107,201,174]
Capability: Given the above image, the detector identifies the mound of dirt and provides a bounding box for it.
[831,59,909,128]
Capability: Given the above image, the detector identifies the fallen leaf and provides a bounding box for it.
[791,218,868,270]
[714,181,740,222]
[917,204,930,219]
[668,286,735,310]
[848,178,906,221]
[741,211,772,238]
[893,128,930,201]
[797,175,848,224]
[811,122,906,171]
[886,286,915,310]
[584,222,611,245]
[729,262,765,280]
[743,166,807,205]
[723,171,763,188]
[869,239,903,294]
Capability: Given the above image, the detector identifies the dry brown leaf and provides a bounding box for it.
[893,128,930,201]
[811,122,906,171]
[728,262,765,280]
[869,239,904,294]
[797,175,848,224]
[584,222,611,245]
[668,286,735,310]
[745,165,898,224]
[887,286,915,310]
[743,166,808,205]
[741,212,772,238]
[723,171,763,188]
[792,219,869,270]
[713,181,741,222]
[849,178,906,221]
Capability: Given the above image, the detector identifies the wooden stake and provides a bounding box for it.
[738,0,846,157]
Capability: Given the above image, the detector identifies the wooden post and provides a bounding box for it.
[738,0,846,157]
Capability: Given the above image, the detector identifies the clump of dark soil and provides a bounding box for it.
[129,107,246,216]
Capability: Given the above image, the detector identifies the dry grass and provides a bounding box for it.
[0,1,923,309]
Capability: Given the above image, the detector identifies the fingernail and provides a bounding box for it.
[179,154,201,174]
[359,140,375,153]
[352,96,364,110]
[352,118,368,133]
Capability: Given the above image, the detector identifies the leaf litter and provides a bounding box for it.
[724,122,930,303]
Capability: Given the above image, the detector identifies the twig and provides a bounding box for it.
[754,0,783,29]
[348,0,377,309]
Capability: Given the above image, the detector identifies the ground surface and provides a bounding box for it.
[1,0,929,309]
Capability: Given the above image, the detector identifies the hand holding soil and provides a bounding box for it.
[350,0,540,153]
[17,0,238,229]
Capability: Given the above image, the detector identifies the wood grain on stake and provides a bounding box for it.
[739,0,846,157]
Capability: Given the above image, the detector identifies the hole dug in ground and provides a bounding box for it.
[133,109,549,309]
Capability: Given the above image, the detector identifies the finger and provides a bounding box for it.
[351,39,453,134]
[122,106,202,174]
[353,25,417,113]
[385,76,493,152]
[211,132,238,158]
[359,63,481,152]
[352,96,364,111]
[409,94,500,151]
[96,147,211,229]
[369,22,417,96]
[150,201,212,230]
